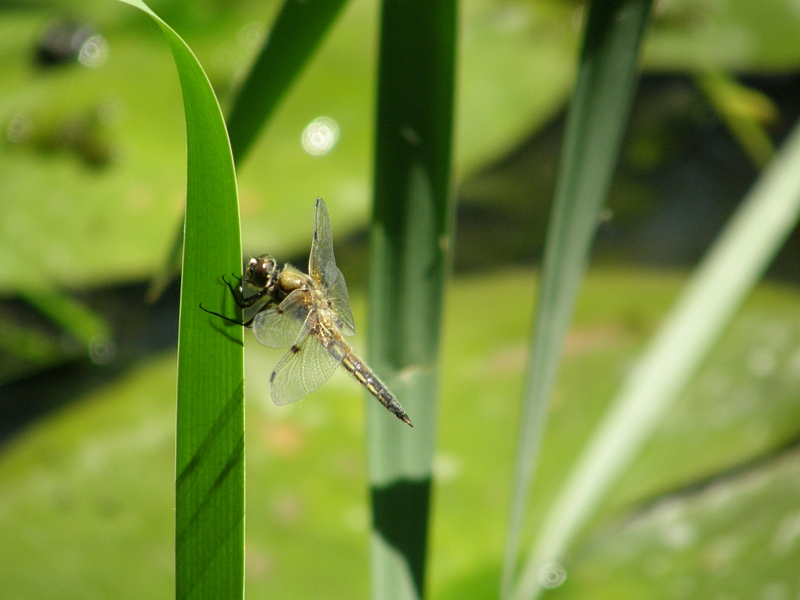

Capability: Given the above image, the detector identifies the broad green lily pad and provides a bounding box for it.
[4,0,800,292]
[546,449,800,599]
[1,268,798,598]
[0,0,577,292]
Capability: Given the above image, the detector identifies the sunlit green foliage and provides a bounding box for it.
[2,0,800,598]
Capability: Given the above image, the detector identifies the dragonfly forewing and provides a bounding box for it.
[308,198,356,336]
[309,198,336,282]
[323,267,355,336]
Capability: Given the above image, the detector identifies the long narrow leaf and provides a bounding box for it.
[696,71,776,169]
[501,1,653,598]
[20,288,110,346]
[149,0,348,300]
[227,0,349,165]
[367,0,457,598]
[119,2,244,599]
[518,116,800,599]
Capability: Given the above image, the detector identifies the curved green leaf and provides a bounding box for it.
[118,2,244,599]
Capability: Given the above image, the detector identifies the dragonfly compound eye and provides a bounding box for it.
[248,255,277,289]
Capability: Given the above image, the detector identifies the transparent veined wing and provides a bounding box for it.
[269,322,344,406]
[251,289,311,348]
[308,198,356,336]
[322,266,355,336]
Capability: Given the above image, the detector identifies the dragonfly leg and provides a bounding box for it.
[199,303,244,325]
[223,274,271,310]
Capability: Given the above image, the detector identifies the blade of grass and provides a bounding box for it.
[501,1,654,598]
[226,0,349,165]
[367,0,457,598]
[119,2,244,599]
[19,288,110,346]
[149,0,348,300]
[696,71,777,169]
[0,317,81,382]
[517,117,800,599]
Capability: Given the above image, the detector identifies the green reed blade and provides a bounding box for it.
[519,115,800,600]
[226,0,349,165]
[366,0,457,598]
[20,288,110,346]
[119,2,244,599]
[696,71,777,169]
[148,0,348,301]
[501,1,654,598]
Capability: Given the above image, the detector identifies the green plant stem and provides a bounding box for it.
[501,1,653,598]
[518,116,800,600]
[366,0,457,598]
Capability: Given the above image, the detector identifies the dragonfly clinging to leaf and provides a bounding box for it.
[202,197,412,427]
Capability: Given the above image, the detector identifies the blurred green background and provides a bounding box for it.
[2,0,800,598]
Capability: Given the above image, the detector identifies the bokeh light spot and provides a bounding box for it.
[301,117,339,156]
[79,35,109,67]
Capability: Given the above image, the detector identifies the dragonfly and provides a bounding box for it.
[203,197,412,427]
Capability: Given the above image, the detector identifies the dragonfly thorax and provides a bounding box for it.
[276,267,309,296]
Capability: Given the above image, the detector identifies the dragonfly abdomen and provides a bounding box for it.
[340,348,413,427]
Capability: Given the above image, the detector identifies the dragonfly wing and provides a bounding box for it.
[308,198,356,336]
[323,267,356,336]
[251,289,311,348]
[270,323,344,406]
[309,198,335,280]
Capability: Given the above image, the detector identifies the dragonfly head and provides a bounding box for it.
[245,254,280,292]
